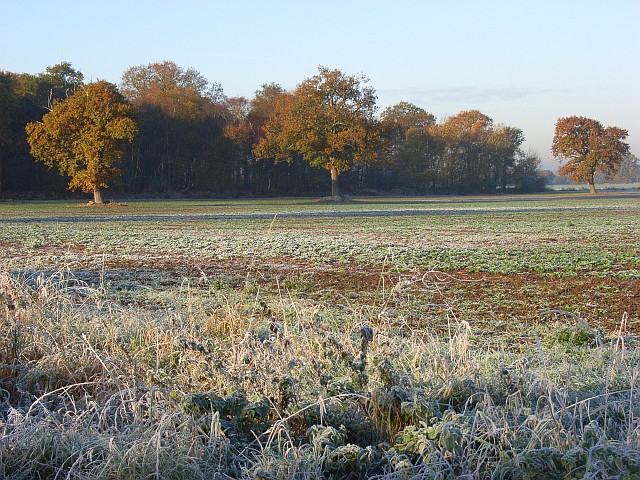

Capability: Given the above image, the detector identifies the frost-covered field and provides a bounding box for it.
[548,183,640,192]
[1,193,639,478]
[1,195,638,277]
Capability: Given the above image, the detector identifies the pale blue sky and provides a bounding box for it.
[2,0,638,170]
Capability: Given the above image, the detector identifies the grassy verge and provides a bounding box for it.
[1,269,639,479]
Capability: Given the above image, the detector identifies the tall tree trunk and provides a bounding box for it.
[588,176,597,194]
[93,187,104,204]
[330,167,339,197]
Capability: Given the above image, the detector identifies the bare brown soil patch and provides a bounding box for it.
[79,255,640,335]
[445,271,639,333]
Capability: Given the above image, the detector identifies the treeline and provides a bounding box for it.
[0,61,548,198]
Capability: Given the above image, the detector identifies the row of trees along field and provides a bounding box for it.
[0,61,634,202]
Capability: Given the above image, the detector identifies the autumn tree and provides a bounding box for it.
[437,110,495,192]
[120,60,222,109]
[380,101,436,154]
[487,125,524,190]
[250,83,286,125]
[223,96,257,190]
[120,61,226,192]
[223,86,288,192]
[26,81,137,204]
[379,102,436,163]
[254,67,378,197]
[375,102,439,191]
[551,116,629,194]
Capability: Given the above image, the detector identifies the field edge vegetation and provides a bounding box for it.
[1,268,639,479]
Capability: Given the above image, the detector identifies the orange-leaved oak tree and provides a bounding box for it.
[26,80,137,204]
[551,116,629,194]
[253,67,378,198]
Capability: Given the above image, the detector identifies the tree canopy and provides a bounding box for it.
[119,61,228,192]
[0,61,574,198]
[253,67,379,197]
[552,116,630,193]
[25,80,138,203]
[120,61,223,105]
